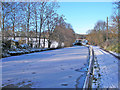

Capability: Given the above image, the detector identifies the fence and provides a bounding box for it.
[83,46,94,89]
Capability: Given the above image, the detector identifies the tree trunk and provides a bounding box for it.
[48,39,51,48]
[35,8,37,43]
[2,16,5,43]
[43,31,45,48]
[39,23,42,48]
[36,18,37,43]
[13,13,15,40]
[2,5,5,43]
[39,17,43,48]
[13,22,15,40]
[27,3,30,45]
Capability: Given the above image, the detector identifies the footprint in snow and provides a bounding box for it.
[61,68,64,70]
[7,80,11,81]
[68,76,72,78]
[61,84,68,86]
[75,69,80,72]
[70,68,73,69]
[32,72,36,74]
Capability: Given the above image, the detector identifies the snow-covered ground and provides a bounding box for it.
[92,46,118,88]
[1,46,89,88]
[109,51,120,57]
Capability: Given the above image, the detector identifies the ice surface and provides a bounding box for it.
[2,46,88,88]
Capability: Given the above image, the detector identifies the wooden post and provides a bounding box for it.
[118,2,120,56]
[107,17,108,41]
[27,3,30,45]
[118,2,120,39]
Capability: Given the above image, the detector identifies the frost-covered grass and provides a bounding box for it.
[103,42,120,54]
[2,46,88,88]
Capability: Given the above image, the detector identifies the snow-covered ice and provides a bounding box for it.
[93,46,118,88]
[1,46,88,88]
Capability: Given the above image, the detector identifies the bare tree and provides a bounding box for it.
[34,3,38,43]
[26,3,30,45]
[10,2,20,40]
[47,16,59,48]
[52,16,75,48]
[38,2,47,48]
[2,2,11,42]
[94,20,106,31]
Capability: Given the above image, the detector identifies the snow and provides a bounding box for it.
[109,51,120,57]
[1,46,88,88]
[50,41,58,48]
[8,51,17,54]
[16,50,24,54]
[2,53,11,57]
[11,39,19,42]
[8,50,25,55]
[22,49,30,53]
[20,44,29,48]
[0,55,1,88]
[92,46,118,88]
[31,48,41,52]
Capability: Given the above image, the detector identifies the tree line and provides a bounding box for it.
[1,1,75,49]
[86,2,120,53]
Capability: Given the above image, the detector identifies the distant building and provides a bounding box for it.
[3,36,63,48]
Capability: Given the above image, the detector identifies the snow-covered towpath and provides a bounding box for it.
[2,46,89,88]
[93,46,118,88]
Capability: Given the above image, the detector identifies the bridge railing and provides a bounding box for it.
[83,46,94,89]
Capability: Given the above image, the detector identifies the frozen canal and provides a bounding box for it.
[2,46,89,88]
